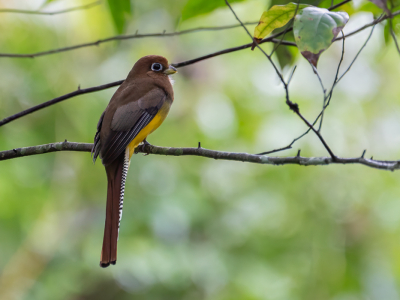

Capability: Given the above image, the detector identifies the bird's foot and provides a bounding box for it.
[142,138,152,155]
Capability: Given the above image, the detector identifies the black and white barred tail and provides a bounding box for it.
[118,148,130,238]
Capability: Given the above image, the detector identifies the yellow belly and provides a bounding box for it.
[127,104,170,159]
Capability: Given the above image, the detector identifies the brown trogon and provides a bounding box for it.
[92,55,177,268]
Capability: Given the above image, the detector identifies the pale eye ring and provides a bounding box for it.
[151,63,163,71]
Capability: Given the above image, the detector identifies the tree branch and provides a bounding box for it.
[0,1,100,15]
[0,22,270,59]
[0,0,354,59]
[0,80,124,126]
[1,141,399,171]
[1,4,397,127]
[224,0,337,159]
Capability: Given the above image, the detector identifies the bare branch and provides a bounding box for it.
[389,19,400,56]
[0,1,100,15]
[0,80,124,127]
[0,0,355,59]
[337,10,400,41]
[0,22,271,59]
[318,31,345,131]
[337,24,376,83]
[1,141,399,171]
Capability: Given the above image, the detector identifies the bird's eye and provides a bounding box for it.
[151,63,163,72]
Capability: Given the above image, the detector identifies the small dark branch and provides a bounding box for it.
[294,110,337,159]
[1,141,399,171]
[361,149,366,158]
[389,20,400,55]
[329,0,352,10]
[256,144,292,155]
[0,141,92,161]
[270,23,294,56]
[336,10,400,42]
[0,1,100,15]
[0,80,124,127]
[311,65,327,133]
[287,66,297,85]
[317,31,345,132]
[297,149,301,157]
[172,38,295,68]
[0,22,263,59]
[337,23,376,83]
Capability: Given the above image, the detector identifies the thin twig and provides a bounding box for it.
[336,10,400,42]
[1,141,399,171]
[311,65,327,133]
[337,24,377,83]
[0,0,356,59]
[0,22,268,59]
[389,19,400,56]
[225,0,337,159]
[318,31,345,131]
[0,1,100,15]
[0,80,123,126]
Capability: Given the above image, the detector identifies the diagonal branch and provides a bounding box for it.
[0,37,295,127]
[0,80,124,126]
[0,141,399,171]
[0,1,100,15]
[389,19,400,56]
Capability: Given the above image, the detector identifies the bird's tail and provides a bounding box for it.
[100,148,129,268]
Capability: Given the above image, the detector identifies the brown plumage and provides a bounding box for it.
[92,55,176,268]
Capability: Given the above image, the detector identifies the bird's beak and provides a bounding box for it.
[164,65,177,75]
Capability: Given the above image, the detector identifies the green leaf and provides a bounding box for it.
[293,7,349,67]
[254,3,309,40]
[384,18,400,45]
[182,0,245,21]
[268,0,321,9]
[275,44,299,68]
[107,0,132,34]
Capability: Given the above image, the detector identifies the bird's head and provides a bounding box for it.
[129,55,177,80]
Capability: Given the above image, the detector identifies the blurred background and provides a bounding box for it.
[0,0,400,299]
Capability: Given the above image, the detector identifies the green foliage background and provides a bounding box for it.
[0,0,400,299]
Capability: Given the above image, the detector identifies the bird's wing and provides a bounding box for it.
[100,88,166,165]
[92,111,105,163]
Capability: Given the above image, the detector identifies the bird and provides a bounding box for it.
[91,55,177,268]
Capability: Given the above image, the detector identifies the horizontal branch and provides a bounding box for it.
[1,141,399,171]
[0,22,260,58]
[0,0,352,59]
[0,1,100,15]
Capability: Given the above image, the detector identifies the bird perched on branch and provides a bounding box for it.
[92,55,177,267]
